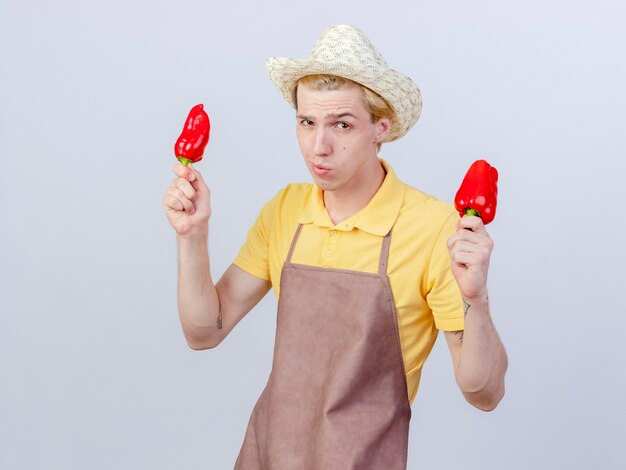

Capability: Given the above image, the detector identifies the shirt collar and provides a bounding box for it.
[298,159,405,236]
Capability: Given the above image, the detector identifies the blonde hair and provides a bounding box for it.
[294,74,394,150]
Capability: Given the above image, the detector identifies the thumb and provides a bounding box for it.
[188,164,208,190]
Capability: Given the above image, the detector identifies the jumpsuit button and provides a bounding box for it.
[325,250,333,257]
[329,230,337,237]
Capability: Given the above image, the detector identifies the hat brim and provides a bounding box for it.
[267,56,422,142]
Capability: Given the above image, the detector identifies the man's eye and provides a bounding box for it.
[300,119,314,126]
[336,122,350,129]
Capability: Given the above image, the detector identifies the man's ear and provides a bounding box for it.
[374,117,392,143]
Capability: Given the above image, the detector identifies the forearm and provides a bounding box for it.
[456,296,508,410]
[177,227,222,349]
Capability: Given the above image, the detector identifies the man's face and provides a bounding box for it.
[295,84,390,192]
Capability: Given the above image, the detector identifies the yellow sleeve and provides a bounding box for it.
[232,192,280,282]
[426,210,465,331]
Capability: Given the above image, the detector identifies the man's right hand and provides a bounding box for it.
[163,163,211,238]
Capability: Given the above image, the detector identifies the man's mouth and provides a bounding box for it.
[312,163,331,176]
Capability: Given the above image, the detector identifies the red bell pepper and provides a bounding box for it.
[174,104,210,166]
[454,159,499,225]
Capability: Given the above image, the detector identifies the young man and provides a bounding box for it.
[163,25,507,469]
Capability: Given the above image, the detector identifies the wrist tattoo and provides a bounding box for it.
[216,313,223,330]
[463,300,471,317]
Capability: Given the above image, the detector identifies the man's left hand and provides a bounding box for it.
[446,215,494,302]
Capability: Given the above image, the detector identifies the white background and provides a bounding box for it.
[1,0,624,468]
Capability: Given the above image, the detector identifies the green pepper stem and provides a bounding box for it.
[177,157,193,167]
[464,208,481,218]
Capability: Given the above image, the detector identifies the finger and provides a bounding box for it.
[163,193,184,212]
[447,228,492,249]
[457,215,489,236]
[449,240,492,259]
[172,162,196,182]
[448,234,494,257]
[166,187,196,214]
[173,178,196,201]
[451,250,488,268]
[188,164,206,184]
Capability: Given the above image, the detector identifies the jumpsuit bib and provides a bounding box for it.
[235,224,411,469]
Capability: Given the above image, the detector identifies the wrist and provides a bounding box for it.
[462,290,489,311]
[461,292,490,319]
[461,288,489,304]
[177,226,209,243]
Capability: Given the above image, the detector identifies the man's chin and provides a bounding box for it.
[309,172,333,190]
[312,178,336,191]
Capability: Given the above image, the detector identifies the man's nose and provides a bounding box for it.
[314,128,332,157]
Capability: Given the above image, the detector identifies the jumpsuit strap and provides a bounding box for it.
[285,224,304,264]
[378,229,393,276]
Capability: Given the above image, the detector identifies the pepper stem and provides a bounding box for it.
[177,157,193,167]
[464,208,481,218]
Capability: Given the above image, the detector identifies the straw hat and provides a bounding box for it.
[266,24,422,142]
